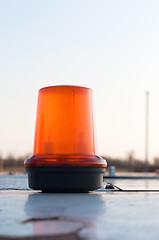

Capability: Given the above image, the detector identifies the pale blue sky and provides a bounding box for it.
[0,0,159,161]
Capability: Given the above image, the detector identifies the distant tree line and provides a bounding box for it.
[0,153,159,173]
[0,154,30,173]
[102,153,159,172]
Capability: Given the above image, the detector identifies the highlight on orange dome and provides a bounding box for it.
[25,85,107,192]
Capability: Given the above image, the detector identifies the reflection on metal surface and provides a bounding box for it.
[33,219,84,237]
[24,192,106,239]
[1,181,159,240]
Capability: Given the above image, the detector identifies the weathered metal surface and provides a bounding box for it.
[0,175,159,239]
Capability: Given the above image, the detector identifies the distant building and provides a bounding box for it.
[154,158,159,168]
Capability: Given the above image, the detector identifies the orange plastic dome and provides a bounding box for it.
[25,85,106,167]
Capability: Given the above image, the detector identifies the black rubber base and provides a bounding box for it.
[26,166,106,192]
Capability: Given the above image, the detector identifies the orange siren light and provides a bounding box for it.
[24,85,107,192]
